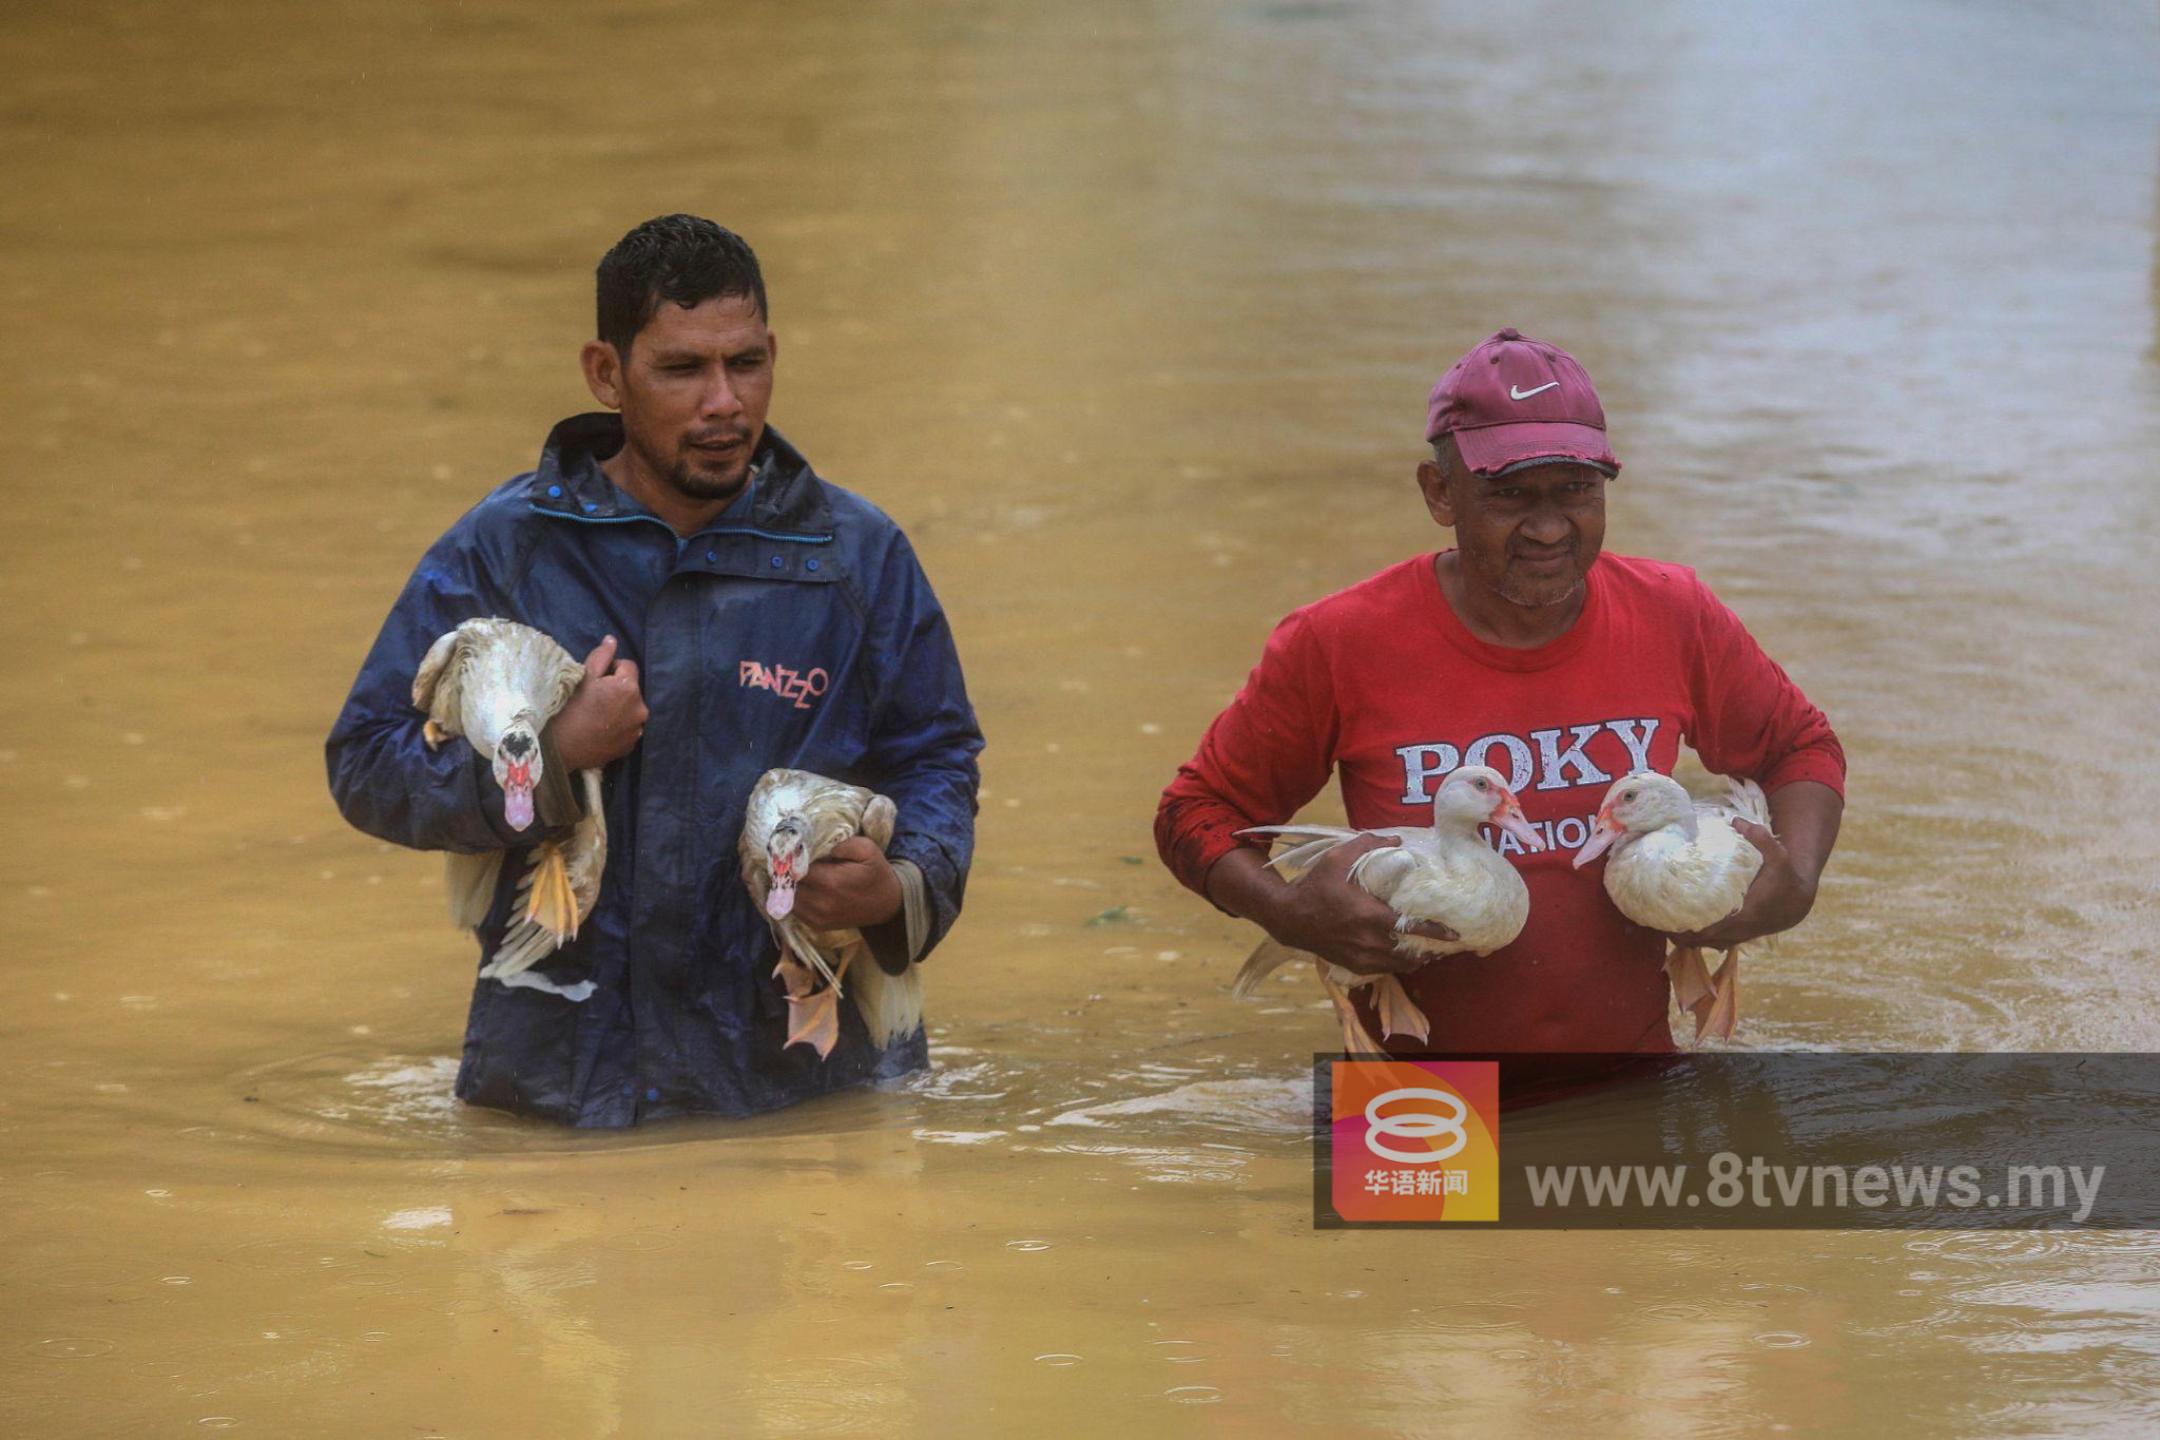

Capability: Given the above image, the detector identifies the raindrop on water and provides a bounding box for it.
[33,1338,117,1360]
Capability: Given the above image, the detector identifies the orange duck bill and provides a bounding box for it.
[1490,788,1545,851]
[1571,810,1619,868]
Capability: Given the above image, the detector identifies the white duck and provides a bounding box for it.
[412,618,605,1003]
[1231,765,1545,1053]
[739,768,922,1058]
[1572,770,1768,1042]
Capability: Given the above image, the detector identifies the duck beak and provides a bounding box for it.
[1492,790,1545,851]
[502,761,534,831]
[765,849,799,919]
[1573,812,1617,869]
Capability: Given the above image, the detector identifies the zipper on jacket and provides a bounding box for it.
[529,503,833,547]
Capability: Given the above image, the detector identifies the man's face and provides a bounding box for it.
[1417,446,1608,609]
[588,292,776,504]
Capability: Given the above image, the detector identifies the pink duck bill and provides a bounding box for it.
[764,859,798,919]
[502,760,536,832]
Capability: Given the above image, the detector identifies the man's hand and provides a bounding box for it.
[791,837,904,932]
[1240,835,1457,977]
[1668,818,1816,950]
[547,635,649,772]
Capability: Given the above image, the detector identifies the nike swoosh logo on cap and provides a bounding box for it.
[1510,382,1560,400]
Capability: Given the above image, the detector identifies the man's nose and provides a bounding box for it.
[1521,506,1572,544]
[700,374,744,420]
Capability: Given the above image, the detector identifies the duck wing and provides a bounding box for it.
[412,624,476,749]
[801,778,882,861]
[845,935,922,1045]
[1692,775,1770,832]
[1231,938,1308,999]
[444,851,506,931]
[565,769,608,919]
[1684,777,1772,920]
[1238,824,1421,881]
[523,629,586,724]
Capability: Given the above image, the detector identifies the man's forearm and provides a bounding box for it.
[1204,846,1294,929]
[1767,779,1843,893]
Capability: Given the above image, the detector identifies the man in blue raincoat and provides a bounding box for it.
[327,215,984,1127]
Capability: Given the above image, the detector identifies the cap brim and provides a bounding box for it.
[1450,421,1620,478]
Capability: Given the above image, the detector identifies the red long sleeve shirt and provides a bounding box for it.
[1156,551,1846,1054]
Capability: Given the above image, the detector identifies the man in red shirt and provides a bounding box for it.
[1155,329,1845,1053]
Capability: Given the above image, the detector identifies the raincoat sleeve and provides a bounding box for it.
[1683,575,1847,798]
[854,534,984,964]
[1155,609,1339,899]
[325,514,556,854]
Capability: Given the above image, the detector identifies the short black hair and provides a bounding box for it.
[595,214,767,356]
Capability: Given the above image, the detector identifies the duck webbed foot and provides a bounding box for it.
[1370,975,1431,1045]
[774,951,847,1058]
[1314,961,1387,1057]
[1693,951,1739,1043]
[1666,945,1715,1011]
[785,988,843,1057]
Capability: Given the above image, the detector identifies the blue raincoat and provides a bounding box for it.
[327,414,983,1127]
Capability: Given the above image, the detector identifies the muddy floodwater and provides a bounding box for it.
[5,0,2160,1434]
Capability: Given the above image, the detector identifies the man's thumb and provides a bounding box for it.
[585,634,618,679]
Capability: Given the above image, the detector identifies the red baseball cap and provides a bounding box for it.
[1424,328,1620,477]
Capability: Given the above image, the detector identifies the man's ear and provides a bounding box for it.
[580,339,624,410]
[1415,458,1459,528]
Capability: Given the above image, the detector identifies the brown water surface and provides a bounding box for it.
[5,0,2160,1434]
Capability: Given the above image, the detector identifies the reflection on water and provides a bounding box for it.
[4,0,2159,1433]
